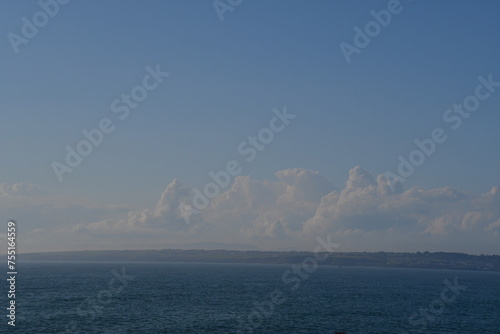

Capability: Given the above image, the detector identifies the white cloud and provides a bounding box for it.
[84,179,206,236]
[0,183,43,197]
[3,167,499,253]
[68,167,499,253]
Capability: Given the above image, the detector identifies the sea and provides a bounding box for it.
[4,262,500,333]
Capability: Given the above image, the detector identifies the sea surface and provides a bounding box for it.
[5,262,500,333]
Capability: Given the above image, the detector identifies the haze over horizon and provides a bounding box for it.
[2,0,500,255]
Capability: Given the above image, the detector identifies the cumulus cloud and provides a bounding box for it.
[7,167,499,253]
[202,169,334,240]
[84,179,205,235]
[69,166,499,253]
[303,166,496,238]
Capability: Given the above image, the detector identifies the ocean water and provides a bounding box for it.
[6,262,500,333]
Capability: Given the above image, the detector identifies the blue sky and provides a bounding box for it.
[1,0,500,253]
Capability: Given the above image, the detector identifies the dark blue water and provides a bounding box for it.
[5,262,500,333]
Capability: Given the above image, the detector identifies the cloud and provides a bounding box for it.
[84,179,206,235]
[0,183,43,197]
[0,183,131,252]
[70,166,499,253]
[303,167,487,237]
[203,169,333,240]
[5,167,499,253]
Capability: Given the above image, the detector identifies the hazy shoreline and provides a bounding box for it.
[14,249,500,272]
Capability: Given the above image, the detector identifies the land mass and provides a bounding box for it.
[16,249,500,272]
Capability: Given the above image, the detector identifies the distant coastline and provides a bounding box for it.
[15,249,500,272]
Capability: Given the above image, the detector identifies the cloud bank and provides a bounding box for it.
[3,167,499,254]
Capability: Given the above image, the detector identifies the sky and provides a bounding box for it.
[1,0,500,254]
